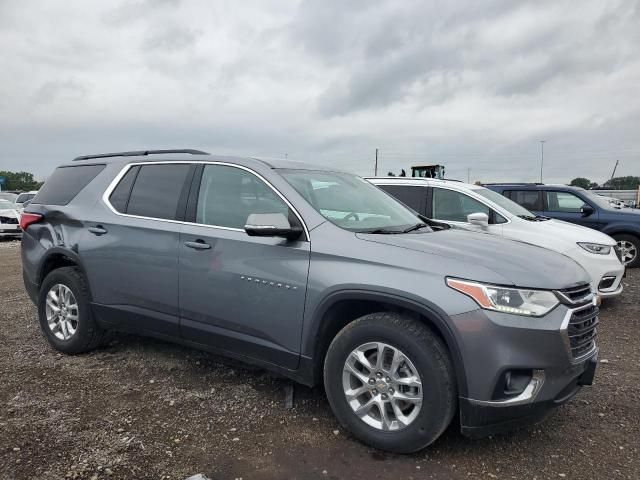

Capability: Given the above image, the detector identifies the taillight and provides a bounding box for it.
[19,213,43,230]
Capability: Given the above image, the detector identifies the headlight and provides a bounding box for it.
[577,242,611,255]
[446,278,559,317]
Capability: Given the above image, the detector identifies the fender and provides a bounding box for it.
[37,246,88,287]
[602,223,640,238]
[304,288,469,397]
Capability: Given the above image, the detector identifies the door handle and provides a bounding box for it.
[184,240,211,250]
[88,226,107,235]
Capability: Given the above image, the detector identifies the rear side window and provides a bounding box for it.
[125,164,191,220]
[32,164,106,206]
[378,185,425,214]
[109,166,140,213]
[505,190,543,211]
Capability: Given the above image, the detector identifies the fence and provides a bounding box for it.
[594,189,639,207]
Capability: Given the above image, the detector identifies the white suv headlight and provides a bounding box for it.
[446,278,560,317]
[577,242,611,255]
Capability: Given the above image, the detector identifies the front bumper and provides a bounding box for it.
[565,247,624,298]
[460,352,597,438]
[0,224,21,236]
[449,301,598,438]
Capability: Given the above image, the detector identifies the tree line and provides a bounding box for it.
[569,176,640,190]
[0,171,43,191]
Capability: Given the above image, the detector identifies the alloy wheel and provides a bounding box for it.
[617,240,637,265]
[45,284,79,341]
[342,342,422,431]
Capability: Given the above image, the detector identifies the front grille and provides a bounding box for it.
[0,216,18,225]
[614,245,623,263]
[568,305,598,359]
[556,284,593,305]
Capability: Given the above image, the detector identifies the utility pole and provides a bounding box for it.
[374,148,378,176]
[610,159,619,184]
[539,140,545,183]
[467,168,470,183]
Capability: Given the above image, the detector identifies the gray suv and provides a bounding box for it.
[21,150,598,453]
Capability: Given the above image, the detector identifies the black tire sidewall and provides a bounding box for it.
[324,316,455,453]
[38,268,95,353]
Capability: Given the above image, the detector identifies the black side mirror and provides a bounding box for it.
[580,205,595,217]
[244,213,302,241]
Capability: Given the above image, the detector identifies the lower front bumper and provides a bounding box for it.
[459,354,598,438]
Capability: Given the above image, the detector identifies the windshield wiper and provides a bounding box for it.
[361,228,404,234]
[402,223,429,233]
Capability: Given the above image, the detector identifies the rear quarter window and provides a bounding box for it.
[32,164,106,206]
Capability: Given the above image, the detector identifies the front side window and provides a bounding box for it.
[125,164,191,220]
[280,170,422,232]
[432,188,492,222]
[546,191,587,213]
[195,165,290,229]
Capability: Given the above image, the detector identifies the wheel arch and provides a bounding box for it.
[38,248,88,289]
[305,290,468,397]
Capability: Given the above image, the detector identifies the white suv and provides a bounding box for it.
[368,177,624,298]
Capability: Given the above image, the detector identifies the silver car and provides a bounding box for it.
[21,150,599,452]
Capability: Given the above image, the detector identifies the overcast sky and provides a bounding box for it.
[1,0,638,183]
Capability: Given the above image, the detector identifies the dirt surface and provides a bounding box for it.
[1,238,638,480]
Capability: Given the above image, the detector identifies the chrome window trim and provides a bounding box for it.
[101,161,310,241]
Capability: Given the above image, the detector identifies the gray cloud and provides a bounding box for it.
[0,0,638,184]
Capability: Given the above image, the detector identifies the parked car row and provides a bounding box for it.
[483,183,639,268]
[368,178,626,297]
[21,151,601,453]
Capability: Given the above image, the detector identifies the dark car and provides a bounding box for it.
[484,183,640,267]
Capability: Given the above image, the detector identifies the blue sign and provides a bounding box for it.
[0,176,5,186]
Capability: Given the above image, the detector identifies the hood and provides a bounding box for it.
[0,208,19,218]
[508,218,616,251]
[356,228,590,290]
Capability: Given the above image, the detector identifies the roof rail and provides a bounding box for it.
[481,182,544,186]
[73,149,210,161]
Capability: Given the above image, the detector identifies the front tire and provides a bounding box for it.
[614,233,639,268]
[38,267,107,354]
[323,312,456,453]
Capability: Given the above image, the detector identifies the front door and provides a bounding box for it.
[543,191,601,229]
[179,164,310,370]
[430,187,505,235]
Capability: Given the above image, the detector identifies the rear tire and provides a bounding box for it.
[613,233,639,268]
[38,267,107,354]
[323,312,456,453]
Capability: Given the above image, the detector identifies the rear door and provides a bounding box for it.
[178,163,310,369]
[80,162,195,337]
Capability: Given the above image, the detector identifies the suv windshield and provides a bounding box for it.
[280,170,425,232]
[582,190,619,209]
[473,187,538,218]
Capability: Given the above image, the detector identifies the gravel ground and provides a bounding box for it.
[1,238,639,480]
